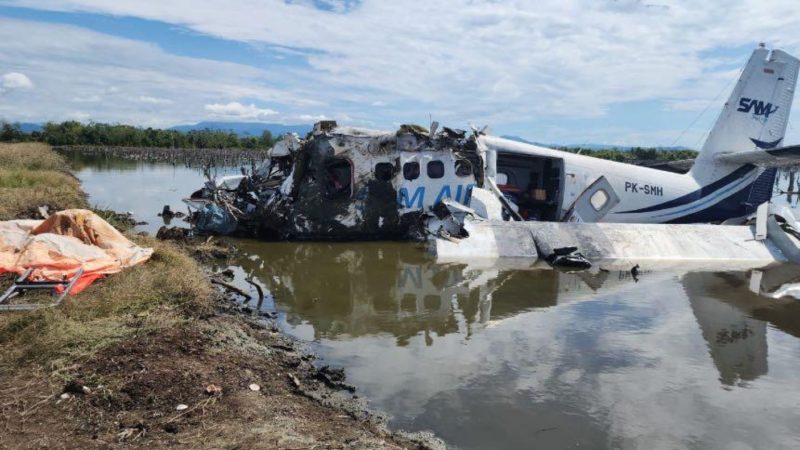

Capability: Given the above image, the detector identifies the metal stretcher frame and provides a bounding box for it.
[0,267,84,311]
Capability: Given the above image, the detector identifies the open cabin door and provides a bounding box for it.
[562,176,620,223]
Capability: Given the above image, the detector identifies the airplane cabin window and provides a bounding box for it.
[325,159,353,199]
[427,160,445,179]
[496,172,509,185]
[375,162,395,181]
[590,189,609,211]
[455,159,473,177]
[403,162,420,180]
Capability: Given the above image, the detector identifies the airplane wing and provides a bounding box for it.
[714,144,800,168]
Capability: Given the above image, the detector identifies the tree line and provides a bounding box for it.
[0,120,281,149]
[558,146,697,162]
[1,120,699,161]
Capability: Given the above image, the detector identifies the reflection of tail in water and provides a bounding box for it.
[683,272,768,385]
[777,169,799,206]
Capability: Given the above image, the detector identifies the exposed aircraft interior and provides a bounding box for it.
[496,153,563,221]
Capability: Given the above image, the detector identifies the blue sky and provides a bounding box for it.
[1,0,800,147]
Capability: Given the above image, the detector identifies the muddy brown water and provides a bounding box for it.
[64,151,800,450]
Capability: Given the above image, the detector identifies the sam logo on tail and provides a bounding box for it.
[737,97,779,118]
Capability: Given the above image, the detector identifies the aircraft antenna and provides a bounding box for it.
[670,63,743,149]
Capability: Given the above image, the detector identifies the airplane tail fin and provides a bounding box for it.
[691,46,799,182]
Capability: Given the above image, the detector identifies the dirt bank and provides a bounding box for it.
[0,143,442,450]
[1,302,441,449]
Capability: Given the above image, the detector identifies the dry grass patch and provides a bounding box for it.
[0,143,86,219]
[0,238,214,371]
[0,142,67,171]
[0,142,213,370]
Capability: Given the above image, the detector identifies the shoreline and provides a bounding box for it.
[56,145,269,169]
[0,142,443,449]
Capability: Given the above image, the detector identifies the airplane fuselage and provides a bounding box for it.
[484,137,774,224]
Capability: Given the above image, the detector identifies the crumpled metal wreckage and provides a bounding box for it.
[185,120,486,241]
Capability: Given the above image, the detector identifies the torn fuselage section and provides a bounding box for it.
[185,122,486,240]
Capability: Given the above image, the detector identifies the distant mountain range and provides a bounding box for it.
[169,121,312,137]
[18,123,43,133]
[9,121,312,137]
[500,135,691,151]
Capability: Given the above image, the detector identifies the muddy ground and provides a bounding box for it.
[0,287,442,450]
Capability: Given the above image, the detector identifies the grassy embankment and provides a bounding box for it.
[0,143,86,220]
[0,142,211,363]
[0,143,436,449]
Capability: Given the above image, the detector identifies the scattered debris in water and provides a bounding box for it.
[158,205,185,220]
[544,247,592,270]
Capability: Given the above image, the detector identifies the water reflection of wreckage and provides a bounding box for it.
[185,121,484,240]
[232,242,800,384]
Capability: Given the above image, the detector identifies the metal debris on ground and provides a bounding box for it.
[0,267,84,311]
[205,384,223,396]
[288,373,301,389]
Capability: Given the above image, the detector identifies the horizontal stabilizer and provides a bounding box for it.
[714,144,800,168]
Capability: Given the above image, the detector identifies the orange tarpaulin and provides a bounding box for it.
[0,209,153,294]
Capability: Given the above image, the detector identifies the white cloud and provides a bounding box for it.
[0,18,324,126]
[2,1,800,143]
[0,72,33,94]
[66,111,91,121]
[664,99,717,112]
[295,113,331,122]
[137,95,173,105]
[204,101,278,120]
[71,94,101,103]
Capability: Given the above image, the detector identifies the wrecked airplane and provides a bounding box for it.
[185,121,485,240]
[186,45,800,271]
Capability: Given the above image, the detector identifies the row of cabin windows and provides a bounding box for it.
[372,161,445,182]
[392,160,473,181]
[327,158,475,200]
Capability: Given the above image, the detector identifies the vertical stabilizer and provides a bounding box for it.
[691,47,799,182]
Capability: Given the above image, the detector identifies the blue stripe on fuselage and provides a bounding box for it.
[614,165,755,214]
[665,168,777,223]
[651,171,758,219]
